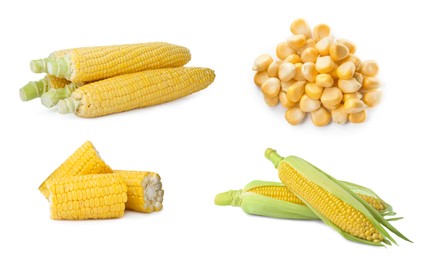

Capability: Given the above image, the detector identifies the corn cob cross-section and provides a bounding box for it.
[43,42,191,83]
[39,141,112,198]
[215,180,395,220]
[265,148,410,246]
[58,67,215,118]
[114,170,164,213]
[46,174,127,220]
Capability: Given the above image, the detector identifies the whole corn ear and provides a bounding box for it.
[114,170,164,213]
[38,141,112,198]
[45,42,191,82]
[265,148,411,246]
[19,75,70,101]
[215,180,395,220]
[41,82,81,108]
[58,67,215,118]
[46,174,127,220]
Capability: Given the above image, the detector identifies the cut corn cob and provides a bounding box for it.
[30,49,71,73]
[45,42,191,83]
[38,141,112,198]
[19,75,70,101]
[58,67,215,118]
[114,170,164,213]
[265,149,410,246]
[46,174,127,220]
[40,82,81,108]
[215,180,395,220]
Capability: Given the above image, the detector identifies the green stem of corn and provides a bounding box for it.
[58,97,79,114]
[41,83,78,108]
[47,57,70,78]
[19,78,49,101]
[30,58,50,73]
[265,148,283,168]
[214,190,242,206]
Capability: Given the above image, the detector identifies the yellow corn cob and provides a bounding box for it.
[38,141,112,198]
[45,42,191,82]
[249,184,388,212]
[46,174,127,220]
[114,170,164,213]
[58,67,215,118]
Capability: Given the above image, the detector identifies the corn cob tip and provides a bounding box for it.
[19,78,49,101]
[30,59,49,73]
[214,189,242,206]
[58,97,79,114]
[265,148,283,168]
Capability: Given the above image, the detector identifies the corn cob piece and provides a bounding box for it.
[58,67,215,118]
[114,170,164,213]
[45,42,191,83]
[19,75,70,101]
[39,141,112,198]
[30,49,71,73]
[46,174,127,220]
[40,82,81,108]
[215,180,395,220]
[265,149,410,246]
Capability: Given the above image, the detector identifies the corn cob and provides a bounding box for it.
[58,67,215,118]
[39,141,112,198]
[114,170,164,213]
[30,49,71,73]
[265,149,410,246]
[215,180,395,220]
[44,42,191,83]
[19,75,70,101]
[46,174,127,220]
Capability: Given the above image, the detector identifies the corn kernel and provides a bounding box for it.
[279,91,297,108]
[360,60,379,77]
[313,24,331,42]
[293,63,305,81]
[254,71,269,87]
[264,95,280,106]
[336,62,356,80]
[338,78,362,93]
[301,47,319,63]
[362,77,380,90]
[315,35,334,56]
[276,42,296,60]
[287,34,307,49]
[299,94,321,112]
[344,98,366,113]
[285,107,306,125]
[310,106,331,127]
[267,60,282,77]
[253,54,273,71]
[297,39,316,55]
[329,43,349,61]
[337,39,357,54]
[305,83,323,100]
[348,110,367,123]
[331,105,348,124]
[315,56,335,73]
[316,74,334,88]
[281,79,297,92]
[343,92,362,102]
[321,87,343,107]
[363,90,382,107]
[290,18,312,38]
[339,54,362,71]
[301,62,318,82]
[278,63,296,81]
[261,78,281,97]
[287,81,306,102]
[283,54,301,64]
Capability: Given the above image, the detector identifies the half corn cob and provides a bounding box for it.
[114,170,164,213]
[265,148,410,246]
[19,75,70,101]
[38,141,112,198]
[215,180,395,220]
[58,67,215,118]
[46,174,127,220]
[44,42,191,83]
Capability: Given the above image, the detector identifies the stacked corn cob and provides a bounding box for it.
[20,42,215,117]
[39,141,164,220]
[215,149,410,246]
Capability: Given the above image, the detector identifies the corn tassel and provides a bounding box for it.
[265,148,411,246]
[39,141,112,198]
[46,174,127,220]
[215,180,396,220]
[19,75,70,101]
[58,67,215,118]
[45,42,191,82]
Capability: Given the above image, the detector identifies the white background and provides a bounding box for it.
[0,0,431,259]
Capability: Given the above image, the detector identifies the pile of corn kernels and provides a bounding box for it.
[253,19,382,126]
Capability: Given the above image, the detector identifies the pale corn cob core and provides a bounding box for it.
[279,161,383,242]
[114,170,164,213]
[48,42,191,82]
[249,184,386,212]
[46,174,127,220]
[59,67,215,118]
[39,141,112,198]
[248,186,304,204]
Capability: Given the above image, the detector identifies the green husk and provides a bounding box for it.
[265,148,411,246]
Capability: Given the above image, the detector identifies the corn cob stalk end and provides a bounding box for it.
[58,97,79,114]
[214,190,242,206]
[265,148,283,168]
[19,78,49,101]
[41,83,78,108]
[47,57,70,78]
[30,58,50,73]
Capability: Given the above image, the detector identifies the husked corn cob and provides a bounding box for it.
[215,180,395,220]
[46,174,127,220]
[265,149,410,246]
[114,170,164,213]
[39,141,112,198]
[44,42,191,82]
[58,67,215,118]
[19,75,70,101]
